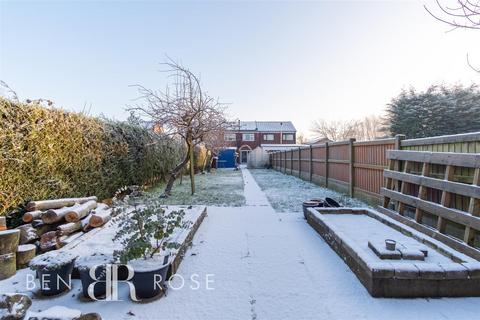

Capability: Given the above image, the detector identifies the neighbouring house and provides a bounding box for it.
[221,121,300,165]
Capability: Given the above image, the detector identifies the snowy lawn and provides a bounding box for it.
[149,168,245,207]
[249,169,367,212]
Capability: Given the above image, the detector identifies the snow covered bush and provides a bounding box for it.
[113,198,188,263]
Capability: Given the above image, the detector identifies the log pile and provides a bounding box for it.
[0,196,113,280]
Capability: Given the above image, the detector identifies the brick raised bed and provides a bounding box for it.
[305,207,480,297]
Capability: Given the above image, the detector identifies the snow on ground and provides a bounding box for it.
[250,169,367,212]
[2,168,480,319]
[149,169,245,207]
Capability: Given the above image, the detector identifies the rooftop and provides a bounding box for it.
[229,121,296,132]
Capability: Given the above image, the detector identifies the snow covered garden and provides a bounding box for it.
[2,167,480,320]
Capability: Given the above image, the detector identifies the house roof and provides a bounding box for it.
[234,121,296,132]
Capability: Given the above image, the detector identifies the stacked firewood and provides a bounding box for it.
[17,196,113,254]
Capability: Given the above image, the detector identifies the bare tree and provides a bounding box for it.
[356,115,386,141]
[311,116,385,142]
[296,132,308,144]
[310,119,359,141]
[425,0,480,72]
[129,59,228,196]
[425,0,480,30]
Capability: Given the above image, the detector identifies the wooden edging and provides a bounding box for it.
[169,207,207,277]
[387,150,480,168]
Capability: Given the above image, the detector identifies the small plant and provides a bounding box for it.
[113,198,189,264]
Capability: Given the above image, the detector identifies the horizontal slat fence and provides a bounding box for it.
[270,132,480,206]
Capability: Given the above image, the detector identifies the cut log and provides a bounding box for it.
[65,200,97,222]
[89,208,112,228]
[55,232,84,249]
[0,229,20,255]
[22,210,44,223]
[0,217,6,231]
[81,213,93,232]
[42,204,81,224]
[0,253,16,280]
[32,221,61,237]
[16,224,39,244]
[39,231,57,252]
[56,221,82,236]
[26,196,98,211]
[16,244,36,269]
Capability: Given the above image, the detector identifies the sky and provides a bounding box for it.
[0,0,479,138]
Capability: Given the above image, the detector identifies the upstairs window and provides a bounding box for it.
[242,133,255,141]
[224,133,236,141]
[263,134,274,141]
[282,133,294,141]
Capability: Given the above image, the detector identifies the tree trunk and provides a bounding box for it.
[0,229,20,255]
[16,224,39,244]
[0,217,6,231]
[189,139,195,195]
[16,244,36,269]
[42,204,81,224]
[164,142,191,196]
[0,253,16,280]
[39,231,57,252]
[22,210,44,223]
[89,208,112,228]
[81,213,93,232]
[56,221,82,236]
[56,232,83,249]
[26,196,97,211]
[202,150,210,173]
[65,200,97,222]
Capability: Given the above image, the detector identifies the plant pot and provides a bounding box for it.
[76,254,113,299]
[324,197,341,208]
[129,255,170,300]
[36,261,75,296]
[30,251,77,296]
[385,239,396,251]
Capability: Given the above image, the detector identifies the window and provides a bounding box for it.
[283,133,294,141]
[263,134,274,141]
[224,133,236,141]
[242,133,255,141]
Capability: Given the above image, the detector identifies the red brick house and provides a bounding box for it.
[224,121,297,163]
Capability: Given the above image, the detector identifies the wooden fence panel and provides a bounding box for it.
[328,143,350,185]
[268,132,480,207]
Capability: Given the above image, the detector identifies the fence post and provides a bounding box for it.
[284,151,287,173]
[298,147,302,178]
[290,149,293,175]
[309,145,313,182]
[325,142,329,188]
[394,134,406,150]
[349,138,356,197]
[393,134,406,193]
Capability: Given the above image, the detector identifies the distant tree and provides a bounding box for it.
[296,132,308,144]
[129,59,228,196]
[311,116,385,142]
[386,84,480,138]
[310,119,359,141]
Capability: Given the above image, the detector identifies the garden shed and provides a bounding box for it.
[248,144,307,168]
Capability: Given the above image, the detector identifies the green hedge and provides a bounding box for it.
[0,98,182,216]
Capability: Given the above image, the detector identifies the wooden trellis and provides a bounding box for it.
[379,150,480,259]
